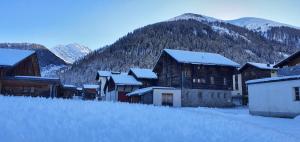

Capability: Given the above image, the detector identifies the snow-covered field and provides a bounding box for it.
[0,96,299,142]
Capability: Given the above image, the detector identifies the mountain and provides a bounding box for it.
[51,43,91,64]
[60,13,299,85]
[171,13,300,48]
[0,43,67,77]
[227,17,298,32]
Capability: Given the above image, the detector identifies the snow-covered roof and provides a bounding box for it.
[63,84,77,88]
[2,76,60,83]
[127,86,176,96]
[129,68,157,79]
[83,84,99,89]
[0,48,35,67]
[111,74,142,86]
[246,75,300,85]
[163,49,240,67]
[239,62,276,71]
[97,70,125,78]
[274,51,300,68]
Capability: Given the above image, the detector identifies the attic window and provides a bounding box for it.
[294,87,300,101]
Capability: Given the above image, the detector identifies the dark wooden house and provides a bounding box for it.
[274,51,300,76]
[61,85,77,99]
[83,84,99,100]
[0,48,61,98]
[153,49,240,107]
[105,74,142,102]
[238,62,277,105]
[128,68,157,87]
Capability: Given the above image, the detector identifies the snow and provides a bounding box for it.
[278,52,290,58]
[169,13,221,23]
[129,68,157,79]
[246,75,300,84]
[63,84,76,88]
[50,43,91,64]
[227,17,300,32]
[211,25,251,42]
[244,49,256,56]
[41,64,66,77]
[111,74,142,86]
[0,48,35,67]
[97,71,113,77]
[164,49,240,67]
[83,84,99,89]
[0,96,299,142]
[127,86,175,96]
[240,62,275,70]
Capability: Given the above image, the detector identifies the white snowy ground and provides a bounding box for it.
[0,96,299,142]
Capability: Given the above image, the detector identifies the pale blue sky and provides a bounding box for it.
[0,0,299,50]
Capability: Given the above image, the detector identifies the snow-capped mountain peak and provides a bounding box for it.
[227,17,299,32]
[169,13,221,23]
[50,43,91,64]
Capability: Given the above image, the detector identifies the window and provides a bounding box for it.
[193,78,196,83]
[235,75,239,90]
[294,87,300,101]
[198,92,202,100]
[224,93,227,99]
[210,76,215,85]
[217,92,220,98]
[197,79,201,83]
[223,78,227,86]
[211,92,215,98]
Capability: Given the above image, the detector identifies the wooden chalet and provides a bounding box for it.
[274,51,300,76]
[237,62,277,105]
[128,68,157,87]
[105,74,142,102]
[153,49,240,107]
[83,84,99,100]
[61,85,78,99]
[0,48,61,98]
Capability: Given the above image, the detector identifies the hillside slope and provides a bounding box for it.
[60,19,297,85]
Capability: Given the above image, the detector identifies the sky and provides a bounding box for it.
[0,0,299,50]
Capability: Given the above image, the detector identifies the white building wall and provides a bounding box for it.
[153,89,181,107]
[99,77,108,97]
[248,80,300,118]
[106,90,117,102]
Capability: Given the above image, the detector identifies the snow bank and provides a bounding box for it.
[0,96,298,142]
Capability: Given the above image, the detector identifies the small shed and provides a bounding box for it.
[247,75,300,118]
[127,86,181,107]
[61,84,77,99]
[83,84,99,100]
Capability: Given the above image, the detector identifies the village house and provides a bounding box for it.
[128,68,157,87]
[96,71,123,100]
[234,62,277,105]
[61,84,77,99]
[274,51,300,76]
[0,48,61,98]
[82,84,99,100]
[153,49,240,107]
[247,75,300,118]
[105,74,142,102]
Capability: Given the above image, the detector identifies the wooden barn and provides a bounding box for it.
[237,62,277,105]
[274,51,300,76]
[0,48,61,98]
[153,49,240,107]
[105,74,142,102]
[128,68,157,87]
